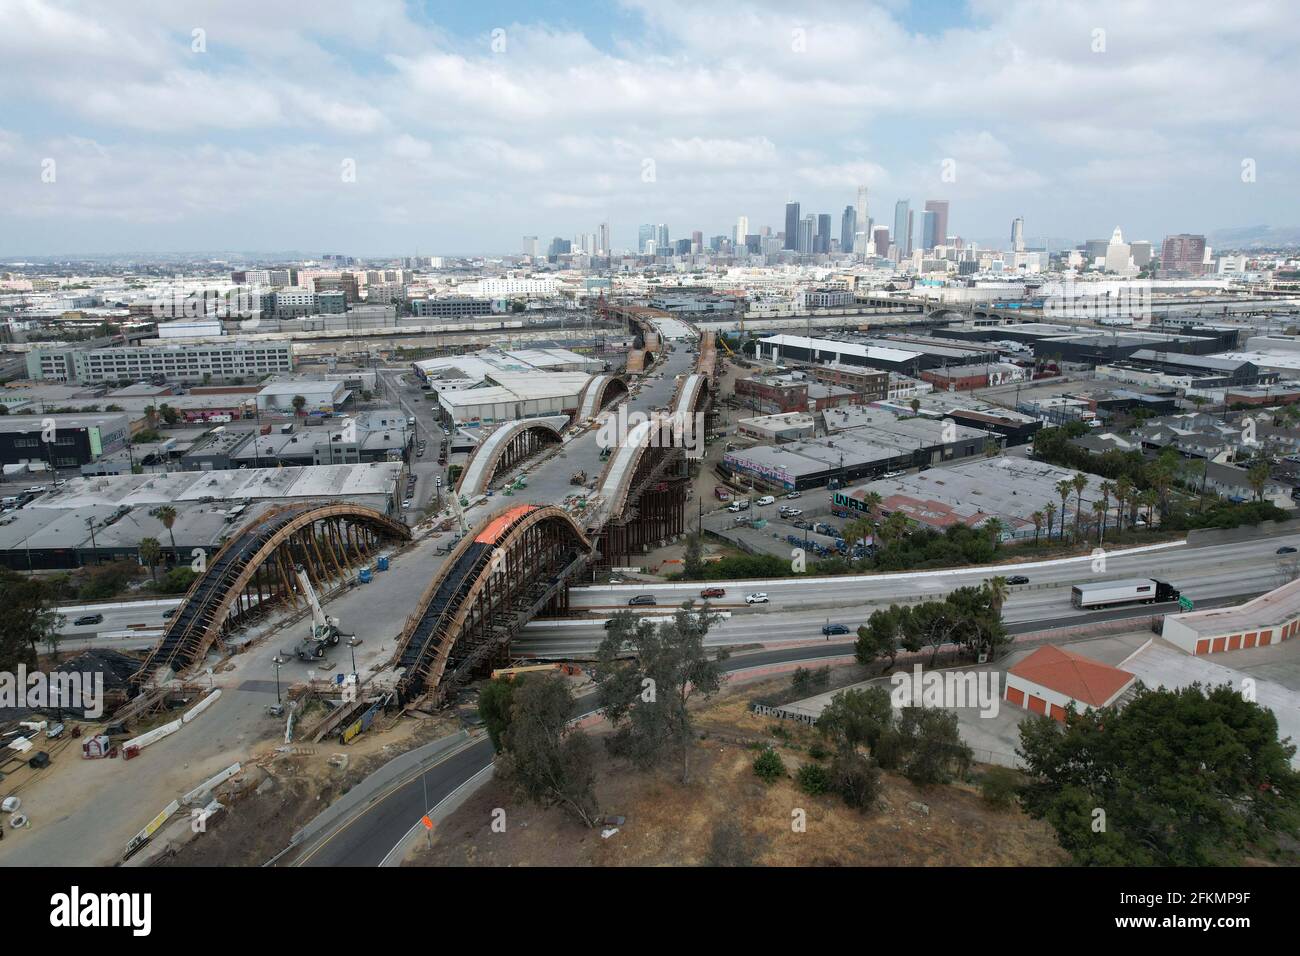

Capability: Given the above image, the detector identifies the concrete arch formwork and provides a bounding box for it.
[131,502,411,687]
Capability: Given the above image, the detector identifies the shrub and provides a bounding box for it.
[830,747,881,811]
[980,766,1022,811]
[797,763,831,796]
[752,746,786,783]
[808,742,830,761]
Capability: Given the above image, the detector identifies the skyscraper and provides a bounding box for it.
[656,224,670,250]
[1160,234,1208,276]
[921,210,938,252]
[923,200,949,249]
[816,213,832,254]
[840,205,856,253]
[893,200,910,260]
[797,215,815,254]
[691,230,703,254]
[906,210,914,258]
[638,224,655,254]
[1011,217,1025,253]
[597,222,610,256]
[735,215,749,247]
[873,227,890,258]
[784,202,800,250]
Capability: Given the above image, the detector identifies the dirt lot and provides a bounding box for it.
[406,675,1067,867]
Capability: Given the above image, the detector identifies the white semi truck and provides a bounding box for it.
[1070,578,1180,609]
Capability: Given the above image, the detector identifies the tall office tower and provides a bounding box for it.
[921,210,938,251]
[734,216,749,246]
[840,205,857,253]
[638,224,655,254]
[1011,216,1025,252]
[1160,234,1208,276]
[597,223,610,256]
[1104,226,1133,274]
[691,230,703,254]
[1130,240,1153,268]
[784,202,800,249]
[873,227,890,258]
[522,236,539,257]
[816,213,832,254]
[656,224,670,250]
[923,201,949,250]
[797,215,815,254]
[905,210,914,257]
[893,200,910,259]
[854,187,870,254]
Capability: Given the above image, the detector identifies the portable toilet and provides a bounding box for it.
[359,567,373,584]
[376,555,390,572]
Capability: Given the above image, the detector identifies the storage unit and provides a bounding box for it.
[1162,577,1300,655]
[1005,645,1136,721]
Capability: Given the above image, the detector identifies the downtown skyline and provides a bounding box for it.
[1,0,1298,256]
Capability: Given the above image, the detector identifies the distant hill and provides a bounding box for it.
[1207,224,1300,250]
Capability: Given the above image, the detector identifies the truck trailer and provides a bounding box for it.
[1070,578,1180,609]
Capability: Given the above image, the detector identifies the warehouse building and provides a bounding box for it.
[735,412,816,442]
[436,371,593,427]
[722,416,990,492]
[0,412,131,469]
[255,377,350,414]
[1004,645,1136,720]
[1161,578,1300,655]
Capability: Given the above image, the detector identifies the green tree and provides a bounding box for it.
[0,569,63,670]
[816,686,894,752]
[1017,684,1300,865]
[1248,461,1272,503]
[895,707,972,786]
[292,395,307,417]
[1071,472,1088,542]
[855,604,914,669]
[477,676,518,752]
[139,537,162,582]
[495,673,600,827]
[597,601,727,783]
[830,746,881,811]
[682,531,705,579]
[796,762,831,795]
[1055,479,1072,541]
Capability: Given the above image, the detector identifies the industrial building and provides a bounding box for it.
[25,341,294,384]
[255,377,351,414]
[735,412,816,443]
[1161,578,1300,656]
[435,371,593,427]
[721,415,991,492]
[0,462,401,570]
[0,412,132,469]
[756,333,987,375]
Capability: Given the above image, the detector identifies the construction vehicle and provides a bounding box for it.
[287,566,342,661]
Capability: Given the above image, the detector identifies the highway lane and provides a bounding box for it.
[289,642,852,868]
[564,531,1300,611]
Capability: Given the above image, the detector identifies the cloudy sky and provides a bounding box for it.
[2,0,1297,257]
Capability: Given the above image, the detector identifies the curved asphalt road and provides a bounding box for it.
[286,643,850,868]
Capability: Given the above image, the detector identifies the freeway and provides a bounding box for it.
[286,642,853,868]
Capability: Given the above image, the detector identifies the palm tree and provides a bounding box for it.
[157,505,177,562]
[139,537,162,583]
[1071,473,1088,543]
[1031,510,1044,546]
[984,517,1005,548]
[1092,499,1108,544]
[986,575,1009,617]
[1139,488,1158,527]
[910,397,921,416]
[1044,501,1058,544]
[1055,479,1073,542]
[1114,476,1133,533]
[862,490,883,526]
[292,394,307,418]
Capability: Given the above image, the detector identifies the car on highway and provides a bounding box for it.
[700,586,726,599]
[402,498,413,509]
[745,592,769,605]
[1006,574,1030,585]
[755,495,775,506]
[785,491,801,499]
[628,594,657,606]
[821,623,850,636]
[74,613,104,626]
[1278,546,1298,554]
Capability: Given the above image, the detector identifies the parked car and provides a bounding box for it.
[628,594,657,606]
[882,471,905,480]
[1278,546,1297,555]
[785,491,802,499]
[700,586,726,599]
[74,614,104,626]
[756,495,775,506]
[1006,574,1030,585]
[780,507,803,518]
[745,593,769,605]
[821,623,850,636]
